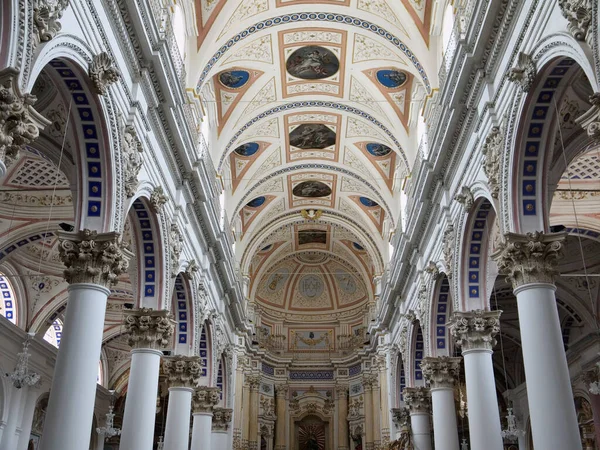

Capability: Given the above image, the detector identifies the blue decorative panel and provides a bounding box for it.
[413,326,423,381]
[289,370,334,380]
[262,363,275,376]
[217,359,224,399]
[349,363,362,377]
[0,275,16,324]
[199,324,209,377]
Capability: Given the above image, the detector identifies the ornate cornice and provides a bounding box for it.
[163,356,202,388]
[58,229,130,287]
[493,231,566,288]
[421,356,462,389]
[449,310,502,352]
[124,308,175,350]
[192,386,221,414]
[403,387,431,414]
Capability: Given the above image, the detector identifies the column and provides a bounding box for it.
[494,231,582,450]
[16,386,41,450]
[40,230,129,450]
[372,374,381,448]
[376,355,391,445]
[163,356,202,450]
[274,384,288,450]
[336,384,349,450]
[362,374,375,449]
[212,408,233,449]
[0,385,24,450]
[233,354,247,450]
[241,373,252,449]
[421,356,462,450]
[403,387,432,450]
[190,386,221,450]
[449,310,503,450]
[247,375,261,450]
[119,309,175,450]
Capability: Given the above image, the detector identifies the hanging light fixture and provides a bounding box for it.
[460,438,469,450]
[157,436,165,450]
[8,333,41,389]
[501,407,525,442]
[96,390,121,441]
[586,362,600,395]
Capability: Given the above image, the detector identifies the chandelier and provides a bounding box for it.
[501,408,524,442]
[587,362,600,394]
[461,438,469,450]
[96,391,121,440]
[157,436,165,449]
[8,334,40,389]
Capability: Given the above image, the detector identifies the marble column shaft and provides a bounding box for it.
[362,375,375,448]
[190,386,221,450]
[247,375,261,450]
[376,355,391,444]
[336,384,349,450]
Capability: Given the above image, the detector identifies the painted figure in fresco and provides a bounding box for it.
[293,181,332,198]
[290,124,336,149]
[286,46,340,80]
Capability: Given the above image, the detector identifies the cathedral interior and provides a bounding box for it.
[1,0,600,450]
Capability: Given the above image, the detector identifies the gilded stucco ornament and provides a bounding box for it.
[192,386,221,413]
[442,224,456,278]
[575,93,600,142]
[421,356,462,389]
[122,125,144,197]
[124,308,175,350]
[449,310,502,352]
[558,0,592,41]
[170,223,183,275]
[493,231,566,288]
[163,355,202,388]
[150,186,168,212]
[58,229,130,287]
[89,52,120,95]
[454,186,474,212]
[403,387,431,414]
[507,52,536,93]
[482,126,504,199]
[33,0,70,43]
[0,69,48,170]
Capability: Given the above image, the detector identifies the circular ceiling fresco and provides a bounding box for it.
[376,69,408,88]
[234,142,260,156]
[219,70,250,88]
[366,143,392,157]
[286,46,340,80]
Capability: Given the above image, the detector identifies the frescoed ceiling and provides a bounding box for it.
[187,0,442,316]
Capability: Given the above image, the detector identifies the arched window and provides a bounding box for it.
[0,273,17,324]
[44,318,63,347]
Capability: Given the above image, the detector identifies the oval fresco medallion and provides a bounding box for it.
[366,143,392,157]
[335,270,357,294]
[219,70,250,89]
[286,46,340,80]
[247,196,266,208]
[299,274,324,299]
[234,142,260,157]
[353,242,365,251]
[289,124,336,149]
[293,181,332,198]
[376,69,408,88]
[359,197,379,207]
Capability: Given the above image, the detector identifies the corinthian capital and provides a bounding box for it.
[124,308,175,350]
[192,386,221,414]
[163,356,202,388]
[246,374,261,391]
[33,0,70,43]
[0,69,48,170]
[493,231,565,288]
[58,229,130,287]
[421,356,462,389]
[403,387,431,414]
[212,407,233,431]
[362,373,378,390]
[449,310,501,352]
[275,384,289,398]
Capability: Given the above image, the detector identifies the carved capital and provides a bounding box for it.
[442,224,456,278]
[184,260,199,280]
[124,308,175,350]
[454,186,474,212]
[558,0,592,41]
[33,0,70,43]
[335,383,349,399]
[508,52,536,93]
[403,387,431,414]
[0,69,48,168]
[89,52,120,95]
[58,229,130,287]
[212,407,233,431]
[482,126,504,199]
[391,407,410,428]
[192,386,221,414]
[148,186,168,212]
[122,125,143,197]
[274,383,289,398]
[421,356,462,389]
[493,231,565,288]
[246,374,261,391]
[575,93,600,143]
[163,356,202,388]
[449,310,502,352]
[425,261,439,277]
[362,373,378,390]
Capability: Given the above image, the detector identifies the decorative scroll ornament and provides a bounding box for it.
[442,224,456,278]
[8,334,40,389]
[454,186,474,212]
[33,0,70,43]
[150,186,168,212]
[122,125,144,197]
[212,408,233,431]
[403,387,431,414]
[170,223,183,275]
[507,52,536,93]
[89,52,120,95]
[493,231,566,288]
[301,209,322,221]
[425,261,439,278]
[184,259,199,280]
[58,229,130,287]
[192,386,221,413]
[558,0,592,41]
[482,126,504,199]
[163,356,202,388]
[449,310,502,352]
[124,308,175,350]
[575,93,600,142]
[421,356,462,389]
[0,69,48,169]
